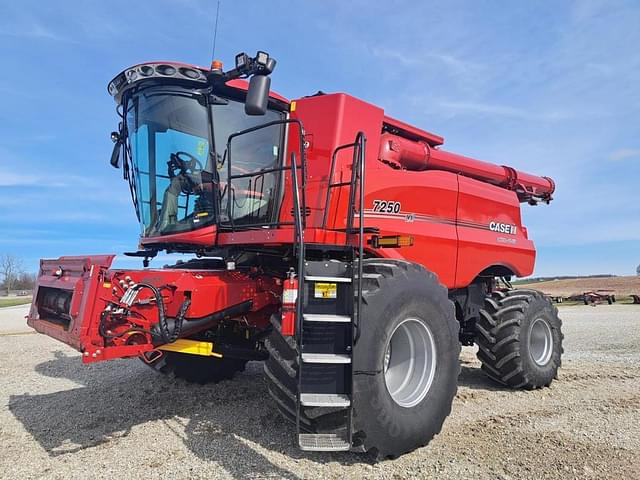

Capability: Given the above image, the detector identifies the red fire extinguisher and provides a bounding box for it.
[281,269,298,336]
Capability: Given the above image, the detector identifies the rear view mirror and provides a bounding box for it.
[245,75,271,116]
[110,130,123,168]
[110,131,122,168]
[110,142,122,168]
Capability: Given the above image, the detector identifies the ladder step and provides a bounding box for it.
[305,275,352,283]
[300,393,351,407]
[301,353,351,364]
[298,433,350,451]
[303,313,351,323]
[354,273,382,280]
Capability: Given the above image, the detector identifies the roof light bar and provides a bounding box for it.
[107,63,208,100]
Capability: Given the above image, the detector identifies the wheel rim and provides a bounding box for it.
[383,318,437,408]
[529,317,553,366]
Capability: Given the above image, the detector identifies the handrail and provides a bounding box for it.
[224,118,307,231]
[322,134,366,235]
[290,151,305,440]
[322,141,358,229]
[347,133,365,235]
[320,132,367,339]
[354,132,366,344]
[290,152,305,334]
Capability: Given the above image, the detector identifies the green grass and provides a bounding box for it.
[0,297,32,308]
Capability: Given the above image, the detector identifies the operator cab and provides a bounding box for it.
[107,53,288,250]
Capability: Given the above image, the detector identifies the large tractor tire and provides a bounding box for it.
[264,259,460,458]
[153,351,247,384]
[476,289,563,389]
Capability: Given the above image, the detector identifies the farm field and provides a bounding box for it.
[519,276,640,298]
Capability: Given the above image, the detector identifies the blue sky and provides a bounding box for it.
[0,0,638,277]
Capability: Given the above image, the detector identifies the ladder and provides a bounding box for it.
[290,133,366,451]
[297,255,355,451]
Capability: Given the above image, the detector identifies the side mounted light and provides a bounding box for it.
[235,52,249,71]
[256,51,269,66]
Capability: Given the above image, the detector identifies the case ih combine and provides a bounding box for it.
[27,51,563,458]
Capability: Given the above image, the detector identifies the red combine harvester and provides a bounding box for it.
[27,52,562,458]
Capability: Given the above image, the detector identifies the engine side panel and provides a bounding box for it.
[362,170,459,287]
[455,175,535,287]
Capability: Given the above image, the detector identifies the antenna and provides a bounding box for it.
[210,0,221,61]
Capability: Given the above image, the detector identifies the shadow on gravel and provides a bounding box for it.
[9,351,372,476]
[457,358,510,392]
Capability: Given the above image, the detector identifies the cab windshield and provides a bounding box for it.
[126,87,284,237]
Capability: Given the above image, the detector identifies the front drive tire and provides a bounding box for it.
[476,289,563,389]
[352,260,460,458]
[263,259,460,458]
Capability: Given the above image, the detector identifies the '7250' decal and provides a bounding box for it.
[372,200,401,214]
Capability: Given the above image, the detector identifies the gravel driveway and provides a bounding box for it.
[1,304,639,479]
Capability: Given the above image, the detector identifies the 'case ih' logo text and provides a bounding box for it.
[489,221,517,235]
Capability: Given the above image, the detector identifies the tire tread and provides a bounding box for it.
[475,289,563,389]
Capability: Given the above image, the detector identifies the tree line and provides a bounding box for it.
[0,254,35,295]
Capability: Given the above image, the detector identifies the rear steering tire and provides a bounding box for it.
[475,289,563,389]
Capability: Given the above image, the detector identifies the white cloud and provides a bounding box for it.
[435,100,571,122]
[0,170,95,188]
[0,5,129,45]
[531,217,640,247]
[371,47,486,80]
[0,21,69,42]
[0,208,119,224]
[609,148,640,161]
[0,172,42,187]
[585,62,614,77]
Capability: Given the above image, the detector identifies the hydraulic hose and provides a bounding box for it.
[129,283,190,344]
[171,296,192,342]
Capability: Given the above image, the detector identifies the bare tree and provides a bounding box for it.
[0,254,23,295]
[637,263,640,276]
[14,272,36,291]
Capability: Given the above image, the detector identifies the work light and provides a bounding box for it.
[235,52,249,70]
[256,51,269,66]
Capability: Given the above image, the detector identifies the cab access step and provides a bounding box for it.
[296,258,355,451]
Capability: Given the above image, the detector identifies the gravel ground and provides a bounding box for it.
[1,304,639,479]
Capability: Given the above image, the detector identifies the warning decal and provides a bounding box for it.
[314,282,337,299]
